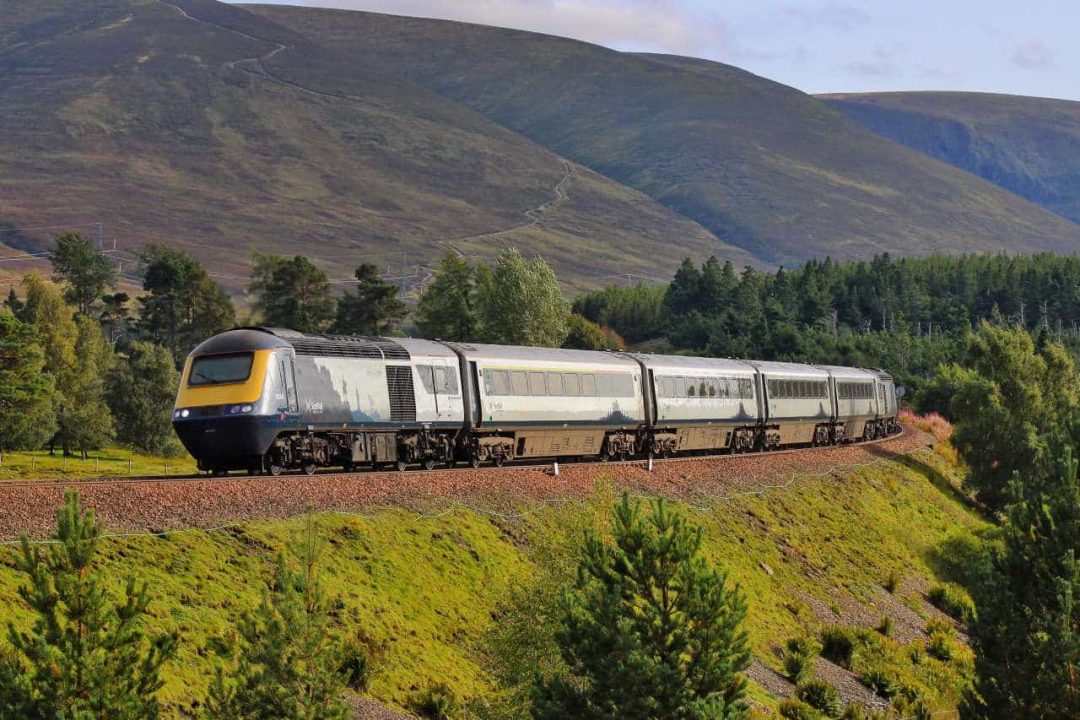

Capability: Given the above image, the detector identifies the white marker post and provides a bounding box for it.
[648,455,654,472]
[553,461,560,478]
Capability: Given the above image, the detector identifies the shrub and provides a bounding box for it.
[927,632,955,662]
[927,583,976,624]
[883,569,899,594]
[795,680,841,717]
[778,698,825,720]
[783,635,822,684]
[876,616,893,637]
[891,694,932,720]
[858,666,896,699]
[820,627,857,669]
[413,682,460,719]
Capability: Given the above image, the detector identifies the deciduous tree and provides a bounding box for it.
[107,342,182,456]
[475,248,569,347]
[532,494,751,720]
[0,308,55,453]
[416,253,476,341]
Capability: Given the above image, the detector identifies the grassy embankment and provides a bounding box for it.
[0,425,988,718]
[0,448,197,481]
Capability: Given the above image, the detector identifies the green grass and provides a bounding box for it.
[0,447,197,481]
[0,443,988,718]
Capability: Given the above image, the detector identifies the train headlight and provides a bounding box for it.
[180,409,189,418]
[229,405,241,414]
[241,405,253,413]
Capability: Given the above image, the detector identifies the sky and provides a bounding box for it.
[246,0,1080,101]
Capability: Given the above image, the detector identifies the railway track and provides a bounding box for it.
[0,427,905,491]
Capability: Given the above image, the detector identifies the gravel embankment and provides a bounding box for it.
[0,429,932,541]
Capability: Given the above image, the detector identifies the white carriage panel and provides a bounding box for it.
[297,356,391,423]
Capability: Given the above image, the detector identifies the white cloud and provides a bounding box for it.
[1010,40,1055,70]
[258,0,728,56]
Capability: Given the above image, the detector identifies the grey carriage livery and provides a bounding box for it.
[172,327,900,474]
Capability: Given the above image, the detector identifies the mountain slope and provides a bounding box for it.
[822,91,1080,225]
[0,0,747,293]
[250,6,1080,264]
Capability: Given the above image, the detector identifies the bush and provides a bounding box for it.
[858,666,897,699]
[413,682,460,719]
[883,569,899,594]
[820,627,857,669]
[795,680,841,717]
[876,616,893,637]
[927,632,955,662]
[783,635,821,684]
[778,698,825,720]
[927,583,976,624]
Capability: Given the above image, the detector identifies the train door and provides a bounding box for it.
[469,362,482,427]
[280,353,298,414]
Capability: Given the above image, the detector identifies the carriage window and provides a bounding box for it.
[740,378,754,399]
[546,372,564,396]
[563,373,580,396]
[489,370,510,395]
[699,381,709,397]
[612,374,634,397]
[659,376,674,398]
[511,371,529,395]
[687,382,696,397]
[581,374,596,396]
[528,372,547,396]
[675,377,687,397]
[707,380,717,397]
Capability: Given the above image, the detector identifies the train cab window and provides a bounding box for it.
[546,372,564,396]
[418,365,436,393]
[188,353,254,386]
[435,367,459,394]
[581,374,596,396]
[528,372,547,396]
[511,371,529,396]
[563,373,580,396]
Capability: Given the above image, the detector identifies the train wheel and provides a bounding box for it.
[446,459,456,469]
[422,458,435,471]
[396,460,408,472]
[302,462,317,476]
[342,461,355,473]
[268,462,284,477]
[469,455,481,468]
[599,448,611,462]
[493,455,505,467]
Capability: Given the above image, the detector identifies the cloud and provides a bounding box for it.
[1010,40,1055,70]
[273,0,728,56]
[781,1,871,31]
[845,47,896,78]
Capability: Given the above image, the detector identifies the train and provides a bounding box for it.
[172,327,899,475]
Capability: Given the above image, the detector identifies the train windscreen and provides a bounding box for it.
[188,353,254,386]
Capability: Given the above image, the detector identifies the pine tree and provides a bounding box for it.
[248,253,336,334]
[416,253,476,341]
[0,490,175,718]
[204,515,349,720]
[65,316,116,458]
[532,494,751,720]
[138,245,235,363]
[48,232,118,316]
[963,428,1080,719]
[331,263,406,335]
[0,307,56,453]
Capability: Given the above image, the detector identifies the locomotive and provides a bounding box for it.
[172,327,898,475]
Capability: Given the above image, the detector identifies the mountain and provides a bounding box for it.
[250,5,1080,265]
[0,0,744,294]
[822,91,1080,225]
